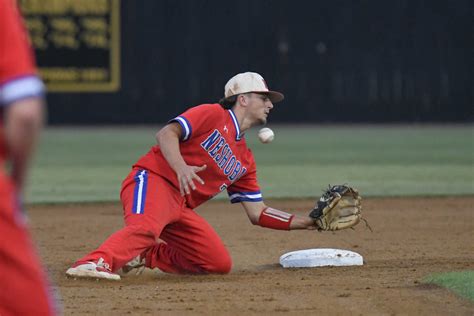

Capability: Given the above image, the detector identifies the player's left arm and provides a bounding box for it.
[5,97,45,192]
[241,200,317,231]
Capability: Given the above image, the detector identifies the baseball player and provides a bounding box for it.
[0,0,56,314]
[66,72,318,280]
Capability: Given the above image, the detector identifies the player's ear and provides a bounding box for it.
[237,94,249,107]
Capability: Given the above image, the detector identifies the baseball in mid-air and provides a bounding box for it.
[258,127,274,143]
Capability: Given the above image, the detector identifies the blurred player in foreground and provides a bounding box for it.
[66,72,318,280]
[0,0,56,314]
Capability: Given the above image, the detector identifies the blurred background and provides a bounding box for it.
[20,0,473,124]
[17,0,473,203]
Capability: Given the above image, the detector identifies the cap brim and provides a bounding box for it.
[265,91,285,103]
[251,90,285,103]
[222,90,285,104]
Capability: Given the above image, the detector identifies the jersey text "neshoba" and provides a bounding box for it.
[201,130,247,182]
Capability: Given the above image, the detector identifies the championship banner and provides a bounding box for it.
[19,0,121,92]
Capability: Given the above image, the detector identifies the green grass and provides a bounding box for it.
[424,271,474,301]
[25,124,474,203]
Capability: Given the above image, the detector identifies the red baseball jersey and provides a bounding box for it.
[134,103,262,209]
[0,0,45,165]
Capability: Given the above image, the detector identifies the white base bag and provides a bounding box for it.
[280,248,363,268]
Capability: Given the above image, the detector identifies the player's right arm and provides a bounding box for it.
[5,98,44,192]
[155,123,206,196]
[0,0,45,192]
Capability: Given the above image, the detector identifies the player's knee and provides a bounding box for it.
[127,223,160,240]
[206,251,232,274]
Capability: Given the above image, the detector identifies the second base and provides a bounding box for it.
[279,248,363,268]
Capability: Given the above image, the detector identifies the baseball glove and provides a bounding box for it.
[309,184,363,231]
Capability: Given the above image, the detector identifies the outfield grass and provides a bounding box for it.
[424,271,474,301]
[26,124,473,203]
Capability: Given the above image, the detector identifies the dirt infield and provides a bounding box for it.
[29,197,474,315]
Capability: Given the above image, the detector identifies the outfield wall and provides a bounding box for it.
[21,0,473,124]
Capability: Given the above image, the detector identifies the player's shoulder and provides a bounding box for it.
[183,103,226,118]
[192,103,225,113]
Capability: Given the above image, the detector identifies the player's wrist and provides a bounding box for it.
[258,207,294,230]
[289,215,317,230]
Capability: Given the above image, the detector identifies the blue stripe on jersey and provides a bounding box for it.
[169,116,192,141]
[132,170,148,214]
[228,191,263,203]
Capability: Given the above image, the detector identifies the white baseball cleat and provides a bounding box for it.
[66,258,121,281]
[119,254,146,276]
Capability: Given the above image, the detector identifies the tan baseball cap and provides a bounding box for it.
[223,72,284,103]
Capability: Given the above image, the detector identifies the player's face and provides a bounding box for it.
[246,93,274,126]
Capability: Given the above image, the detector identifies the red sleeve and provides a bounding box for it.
[168,104,224,141]
[0,0,37,83]
[0,0,44,105]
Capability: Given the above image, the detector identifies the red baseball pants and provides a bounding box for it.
[78,168,232,274]
[0,176,56,316]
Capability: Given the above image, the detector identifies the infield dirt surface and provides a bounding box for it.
[30,197,474,315]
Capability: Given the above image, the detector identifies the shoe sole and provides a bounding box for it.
[66,267,121,281]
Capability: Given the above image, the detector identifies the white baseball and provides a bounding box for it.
[258,127,274,143]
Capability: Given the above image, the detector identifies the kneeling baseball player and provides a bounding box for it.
[66,72,361,280]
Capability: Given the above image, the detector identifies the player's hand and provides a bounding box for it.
[176,164,207,196]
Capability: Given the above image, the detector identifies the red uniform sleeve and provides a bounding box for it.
[0,0,36,82]
[0,0,44,105]
[168,104,224,141]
